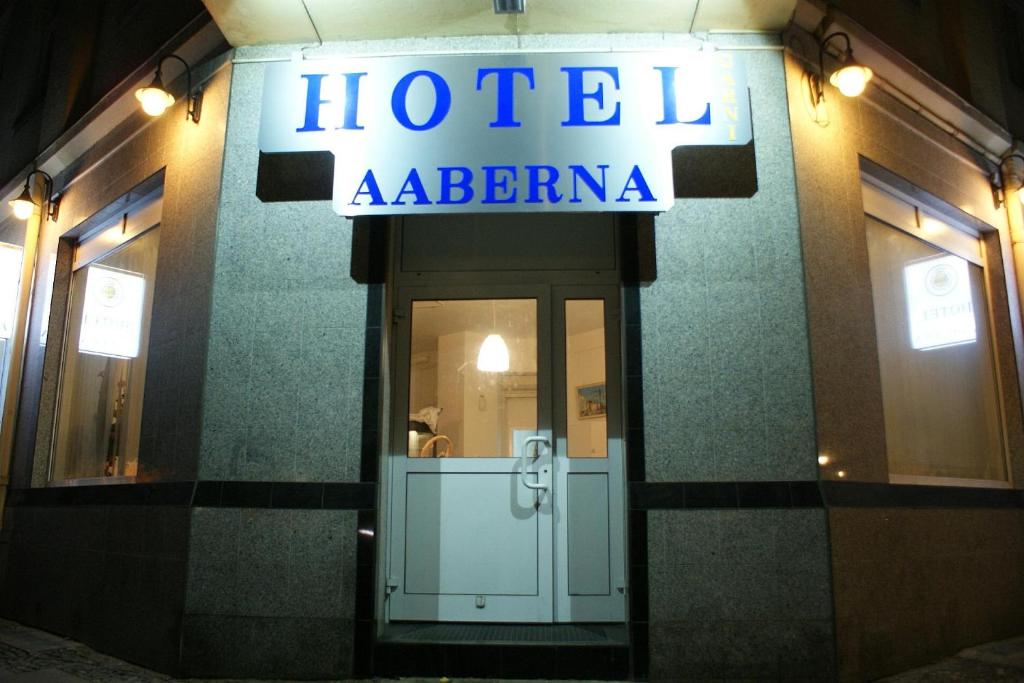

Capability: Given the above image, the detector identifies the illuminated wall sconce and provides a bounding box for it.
[135,54,202,122]
[993,153,1024,208]
[811,32,874,104]
[8,170,60,222]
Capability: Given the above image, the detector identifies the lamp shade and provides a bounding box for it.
[135,73,175,117]
[9,186,35,220]
[829,63,873,97]
[477,334,510,372]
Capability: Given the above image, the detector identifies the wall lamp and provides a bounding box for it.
[994,153,1024,208]
[812,32,874,102]
[8,170,59,222]
[135,54,202,122]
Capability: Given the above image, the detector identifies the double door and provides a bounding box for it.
[386,283,625,623]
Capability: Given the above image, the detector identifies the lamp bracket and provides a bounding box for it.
[156,54,202,124]
[994,153,1024,208]
[22,170,60,223]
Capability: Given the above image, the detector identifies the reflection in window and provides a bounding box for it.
[51,228,159,480]
[566,300,607,458]
[407,299,536,458]
[866,217,1006,482]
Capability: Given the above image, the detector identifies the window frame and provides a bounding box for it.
[46,193,162,486]
[862,177,1014,489]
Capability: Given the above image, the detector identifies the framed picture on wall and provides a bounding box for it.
[576,383,607,419]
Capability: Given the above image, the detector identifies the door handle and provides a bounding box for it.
[520,435,550,492]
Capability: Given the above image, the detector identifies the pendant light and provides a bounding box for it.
[477,301,510,372]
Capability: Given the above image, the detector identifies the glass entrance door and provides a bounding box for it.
[386,284,625,623]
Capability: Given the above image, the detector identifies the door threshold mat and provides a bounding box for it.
[383,622,628,645]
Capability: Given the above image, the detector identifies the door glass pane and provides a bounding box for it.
[51,228,159,480]
[865,217,1006,481]
[408,299,536,457]
[565,300,607,458]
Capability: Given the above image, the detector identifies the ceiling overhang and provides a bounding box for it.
[203,0,797,46]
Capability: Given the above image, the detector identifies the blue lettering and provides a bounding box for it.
[525,166,562,204]
[569,164,609,203]
[438,167,474,204]
[482,166,518,204]
[350,170,386,205]
[654,66,711,125]
[297,74,329,132]
[561,67,621,127]
[476,67,535,128]
[341,72,367,130]
[392,169,432,205]
[391,70,452,131]
[616,166,656,203]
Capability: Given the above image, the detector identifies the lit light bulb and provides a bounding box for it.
[477,334,510,372]
[10,198,34,220]
[135,86,175,117]
[829,64,873,97]
[817,454,831,466]
[9,186,35,220]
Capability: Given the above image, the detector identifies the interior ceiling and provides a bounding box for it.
[409,299,602,356]
[203,0,797,46]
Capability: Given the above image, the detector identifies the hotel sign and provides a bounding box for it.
[258,51,751,216]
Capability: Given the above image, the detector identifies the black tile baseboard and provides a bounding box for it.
[629,480,1024,510]
[629,481,823,510]
[8,481,376,510]
[821,480,1024,508]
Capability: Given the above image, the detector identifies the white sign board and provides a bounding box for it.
[903,254,976,350]
[0,243,23,340]
[259,51,752,216]
[78,265,146,358]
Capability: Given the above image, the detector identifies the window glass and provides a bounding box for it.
[865,216,1006,482]
[0,242,25,419]
[51,228,159,480]
[565,300,607,458]
[407,299,536,458]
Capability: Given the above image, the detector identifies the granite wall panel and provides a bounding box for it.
[181,507,358,679]
[642,38,817,484]
[829,507,1024,681]
[647,508,835,680]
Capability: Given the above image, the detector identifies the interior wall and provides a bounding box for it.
[566,327,606,457]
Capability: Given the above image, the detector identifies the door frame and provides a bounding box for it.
[386,283,555,622]
[379,216,629,628]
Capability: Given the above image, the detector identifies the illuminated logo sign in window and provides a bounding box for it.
[903,254,976,350]
[78,264,146,358]
[0,243,23,340]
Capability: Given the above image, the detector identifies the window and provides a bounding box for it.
[0,241,25,419]
[863,181,1008,485]
[50,197,161,481]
